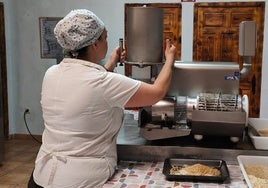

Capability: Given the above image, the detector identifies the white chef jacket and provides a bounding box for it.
[33,58,141,188]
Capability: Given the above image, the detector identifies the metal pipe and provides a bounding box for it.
[240,56,252,79]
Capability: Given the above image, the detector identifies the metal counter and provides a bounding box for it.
[116,118,268,165]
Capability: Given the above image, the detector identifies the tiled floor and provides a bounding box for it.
[0,139,41,188]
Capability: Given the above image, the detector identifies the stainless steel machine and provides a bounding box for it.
[139,61,248,142]
[123,6,253,143]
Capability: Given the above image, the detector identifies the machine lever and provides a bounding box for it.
[119,38,124,66]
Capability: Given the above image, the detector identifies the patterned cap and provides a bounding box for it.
[54,9,105,51]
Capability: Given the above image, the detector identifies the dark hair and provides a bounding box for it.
[63,46,88,58]
[77,46,89,58]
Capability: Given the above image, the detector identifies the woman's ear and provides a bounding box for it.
[91,42,98,50]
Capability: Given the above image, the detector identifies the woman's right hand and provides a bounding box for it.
[164,39,176,65]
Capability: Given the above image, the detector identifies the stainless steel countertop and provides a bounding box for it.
[116,118,268,165]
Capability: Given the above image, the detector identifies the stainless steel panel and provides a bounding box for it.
[117,144,268,165]
[152,98,175,122]
[191,111,246,136]
[239,21,257,56]
[117,119,268,165]
[167,61,240,97]
[126,7,163,63]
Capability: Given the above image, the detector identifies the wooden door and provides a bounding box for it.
[0,2,8,139]
[124,3,181,76]
[193,2,265,117]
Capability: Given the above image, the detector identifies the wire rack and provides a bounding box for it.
[197,93,240,112]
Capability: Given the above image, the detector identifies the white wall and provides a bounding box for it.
[1,0,267,135]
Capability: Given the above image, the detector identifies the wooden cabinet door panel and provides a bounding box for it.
[162,6,181,59]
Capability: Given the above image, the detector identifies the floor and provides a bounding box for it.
[0,138,41,188]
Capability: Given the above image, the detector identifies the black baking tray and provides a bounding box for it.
[163,158,229,182]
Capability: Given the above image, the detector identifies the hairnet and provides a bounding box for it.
[54,9,105,51]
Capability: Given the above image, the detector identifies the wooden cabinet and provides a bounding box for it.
[159,4,181,60]
[124,3,181,76]
[193,2,265,117]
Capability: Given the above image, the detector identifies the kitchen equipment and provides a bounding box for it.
[248,118,268,150]
[239,21,257,79]
[139,61,248,141]
[123,9,249,142]
[125,6,163,67]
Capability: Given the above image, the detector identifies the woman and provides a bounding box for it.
[30,9,176,188]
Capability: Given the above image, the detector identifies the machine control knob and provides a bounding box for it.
[161,113,168,121]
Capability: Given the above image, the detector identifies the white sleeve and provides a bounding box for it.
[102,73,141,108]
